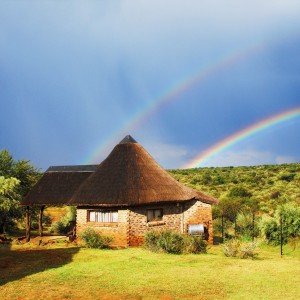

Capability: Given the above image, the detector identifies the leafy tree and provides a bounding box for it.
[0,149,40,233]
[0,149,41,197]
[0,150,14,177]
[0,176,21,233]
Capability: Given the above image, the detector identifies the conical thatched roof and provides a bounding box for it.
[68,136,218,206]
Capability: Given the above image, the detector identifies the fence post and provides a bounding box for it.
[25,206,31,242]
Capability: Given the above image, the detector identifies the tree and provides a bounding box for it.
[0,149,14,177]
[0,176,21,233]
[0,149,41,197]
[0,149,41,233]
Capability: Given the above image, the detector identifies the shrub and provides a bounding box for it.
[49,206,76,235]
[236,211,260,240]
[240,241,259,259]
[223,239,241,257]
[50,220,70,235]
[259,203,300,245]
[259,216,280,245]
[157,230,184,254]
[183,235,207,254]
[144,230,160,252]
[223,238,258,259]
[279,173,296,182]
[228,186,252,198]
[144,230,207,254]
[80,227,112,249]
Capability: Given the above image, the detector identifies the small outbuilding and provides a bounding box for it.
[23,135,218,246]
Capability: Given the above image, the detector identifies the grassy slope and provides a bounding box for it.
[1,245,300,300]
[168,163,300,210]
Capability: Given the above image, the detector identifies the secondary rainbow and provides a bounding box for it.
[183,106,300,168]
[84,43,265,164]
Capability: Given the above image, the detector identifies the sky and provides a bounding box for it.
[1,0,300,170]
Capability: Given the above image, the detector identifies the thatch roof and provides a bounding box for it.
[22,136,218,207]
[68,136,218,206]
[22,165,97,206]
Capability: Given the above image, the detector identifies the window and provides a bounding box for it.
[147,209,163,222]
[88,210,118,223]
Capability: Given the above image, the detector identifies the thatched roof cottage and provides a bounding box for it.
[23,135,218,246]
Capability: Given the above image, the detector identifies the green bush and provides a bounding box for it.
[80,227,112,249]
[157,230,183,254]
[50,220,70,235]
[279,173,296,182]
[259,203,300,245]
[49,206,76,235]
[182,235,207,254]
[236,211,260,240]
[259,216,280,245]
[223,238,258,259]
[144,230,207,254]
[143,230,160,252]
[228,186,252,198]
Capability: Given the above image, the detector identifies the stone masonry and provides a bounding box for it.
[76,200,213,247]
[76,208,129,247]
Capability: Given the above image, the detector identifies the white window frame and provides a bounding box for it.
[88,210,118,223]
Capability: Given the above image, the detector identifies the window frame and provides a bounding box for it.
[87,209,118,223]
[147,208,163,222]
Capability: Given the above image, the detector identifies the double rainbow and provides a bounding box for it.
[84,43,265,164]
[183,106,300,168]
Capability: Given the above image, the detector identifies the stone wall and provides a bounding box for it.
[128,204,182,246]
[76,200,214,247]
[183,200,214,245]
[76,208,129,247]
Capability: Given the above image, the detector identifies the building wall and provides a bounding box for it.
[76,208,129,247]
[128,203,182,246]
[183,199,214,245]
[76,200,213,247]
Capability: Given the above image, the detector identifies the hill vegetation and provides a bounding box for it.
[168,163,300,243]
[169,163,300,207]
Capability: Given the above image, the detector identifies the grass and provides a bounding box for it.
[1,243,300,300]
[44,206,69,223]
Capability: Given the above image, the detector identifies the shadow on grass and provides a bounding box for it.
[0,245,79,286]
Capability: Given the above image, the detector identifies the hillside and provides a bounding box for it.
[168,163,300,214]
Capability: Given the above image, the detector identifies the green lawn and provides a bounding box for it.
[1,243,299,300]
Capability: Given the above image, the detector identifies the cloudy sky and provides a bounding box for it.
[1,1,300,170]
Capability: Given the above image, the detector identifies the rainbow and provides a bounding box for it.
[183,106,300,168]
[84,43,265,164]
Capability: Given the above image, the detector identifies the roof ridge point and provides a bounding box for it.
[119,135,138,144]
